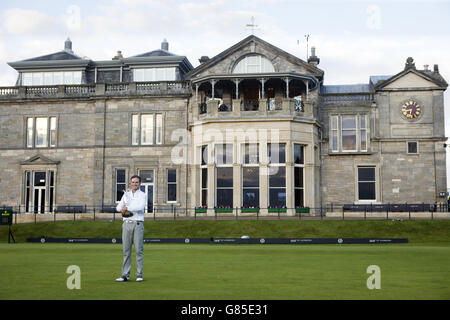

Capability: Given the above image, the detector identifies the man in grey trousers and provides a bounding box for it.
[115,175,146,282]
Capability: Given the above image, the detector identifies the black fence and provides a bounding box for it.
[0,202,449,224]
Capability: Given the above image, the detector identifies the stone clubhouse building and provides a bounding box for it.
[0,35,448,216]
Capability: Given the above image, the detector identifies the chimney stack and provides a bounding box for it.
[161,39,169,51]
[423,64,429,71]
[434,64,439,73]
[307,46,320,67]
[64,38,73,53]
[112,50,123,60]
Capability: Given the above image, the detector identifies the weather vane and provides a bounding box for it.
[246,16,259,35]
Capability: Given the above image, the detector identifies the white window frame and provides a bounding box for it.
[293,143,305,208]
[330,114,368,153]
[167,168,177,203]
[200,145,208,208]
[115,168,127,203]
[268,143,286,208]
[22,71,81,86]
[232,55,275,74]
[241,143,259,208]
[356,165,378,203]
[131,113,163,146]
[133,67,176,82]
[215,144,233,208]
[26,116,57,148]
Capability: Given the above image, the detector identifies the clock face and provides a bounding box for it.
[401,100,421,120]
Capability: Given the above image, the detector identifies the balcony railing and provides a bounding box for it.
[0,81,190,100]
[320,94,374,105]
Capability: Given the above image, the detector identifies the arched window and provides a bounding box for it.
[232,55,275,73]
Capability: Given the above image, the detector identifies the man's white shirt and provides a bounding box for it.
[116,189,146,222]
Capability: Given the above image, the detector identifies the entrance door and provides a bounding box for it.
[33,171,46,213]
[139,170,154,213]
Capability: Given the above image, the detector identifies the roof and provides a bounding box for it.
[321,84,373,94]
[21,50,83,62]
[369,75,392,86]
[131,49,176,58]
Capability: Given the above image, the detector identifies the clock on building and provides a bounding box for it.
[401,100,421,120]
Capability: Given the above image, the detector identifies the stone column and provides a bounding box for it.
[260,78,266,99]
[233,163,241,212]
[234,79,240,99]
[207,163,215,215]
[232,99,241,117]
[285,77,291,98]
[285,142,294,215]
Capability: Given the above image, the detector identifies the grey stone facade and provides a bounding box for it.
[0,36,447,214]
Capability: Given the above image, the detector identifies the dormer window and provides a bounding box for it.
[133,67,176,82]
[232,55,275,74]
[22,71,82,86]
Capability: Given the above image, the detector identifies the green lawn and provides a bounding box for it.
[0,243,449,299]
[0,220,449,300]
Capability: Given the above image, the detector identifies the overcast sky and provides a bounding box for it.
[0,0,449,189]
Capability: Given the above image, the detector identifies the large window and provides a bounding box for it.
[268,143,286,208]
[242,143,259,208]
[232,55,275,74]
[331,115,368,152]
[133,68,176,82]
[115,169,126,203]
[23,170,55,213]
[167,169,177,202]
[358,166,376,201]
[201,145,208,207]
[22,71,82,86]
[216,144,233,208]
[294,144,305,208]
[26,117,57,148]
[131,113,163,145]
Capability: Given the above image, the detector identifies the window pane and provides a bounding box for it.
[156,68,165,81]
[243,167,259,187]
[50,117,57,147]
[168,169,176,183]
[140,170,154,183]
[216,144,232,165]
[243,188,259,207]
[331,116,338,130]
[342,130,356,150]
[116,169,126,183]
[269,166,285,187]
[32,73,42,85]
[295,188,304,207]
[144,69,153,81]
[201,168,208,188]
[132,114,139,145]
[201,145,208,165]
[332,132,338,151]
[216,189,233,208]
[50,171,55,187]
[134,69,144,82]
[23,73,32,85]
[168,184,177,202]
[43,73,53,85]
[201,190,207,207]
[217,167,233,188]
[342,115,356,129]
[408,142,417,154]
[73,72,82,84]
[141,114,154,144]
[360,116,366,129]
[53,72,63,85]
[269,188,286,207]
[358,167,375,182]
[243,143,259,164]
[63,72,72,85]
[27,118,33,147]
[35,118,48,147]
[294,145,304,164]
[294,167,303,188]
[116,183,126,202]
[359,182,375,200]
[156,114,162,144]
[34,171,46,187]
[360,129,367,151]
[268,143,285,164]
[166,68,176,81]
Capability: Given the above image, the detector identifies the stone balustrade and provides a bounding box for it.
[0,81,190,100]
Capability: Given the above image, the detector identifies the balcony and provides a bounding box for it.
[0,81,190,100]
[195,96,312,120]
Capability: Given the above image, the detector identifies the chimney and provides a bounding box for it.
[64,38,73,53]
[434,64,439,73]
[307,46,320,67]
[199,56,210,64]
[423,64,429,71]
[161,39,169,51]
[112,50,123,60]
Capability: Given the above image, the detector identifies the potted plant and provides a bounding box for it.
[214,206,233,213]
[268,206,287,213]
[241,206,259,213]
[295,207,310,214]
[195,206,207,214]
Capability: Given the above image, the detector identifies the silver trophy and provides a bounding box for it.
[122,189,133,217]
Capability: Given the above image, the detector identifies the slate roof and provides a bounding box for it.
[20,50,83,62]
[369,75,392,87]
[321,84,373,94]
[131,49,176,58]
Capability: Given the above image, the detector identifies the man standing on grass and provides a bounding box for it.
[115,175,146,282]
